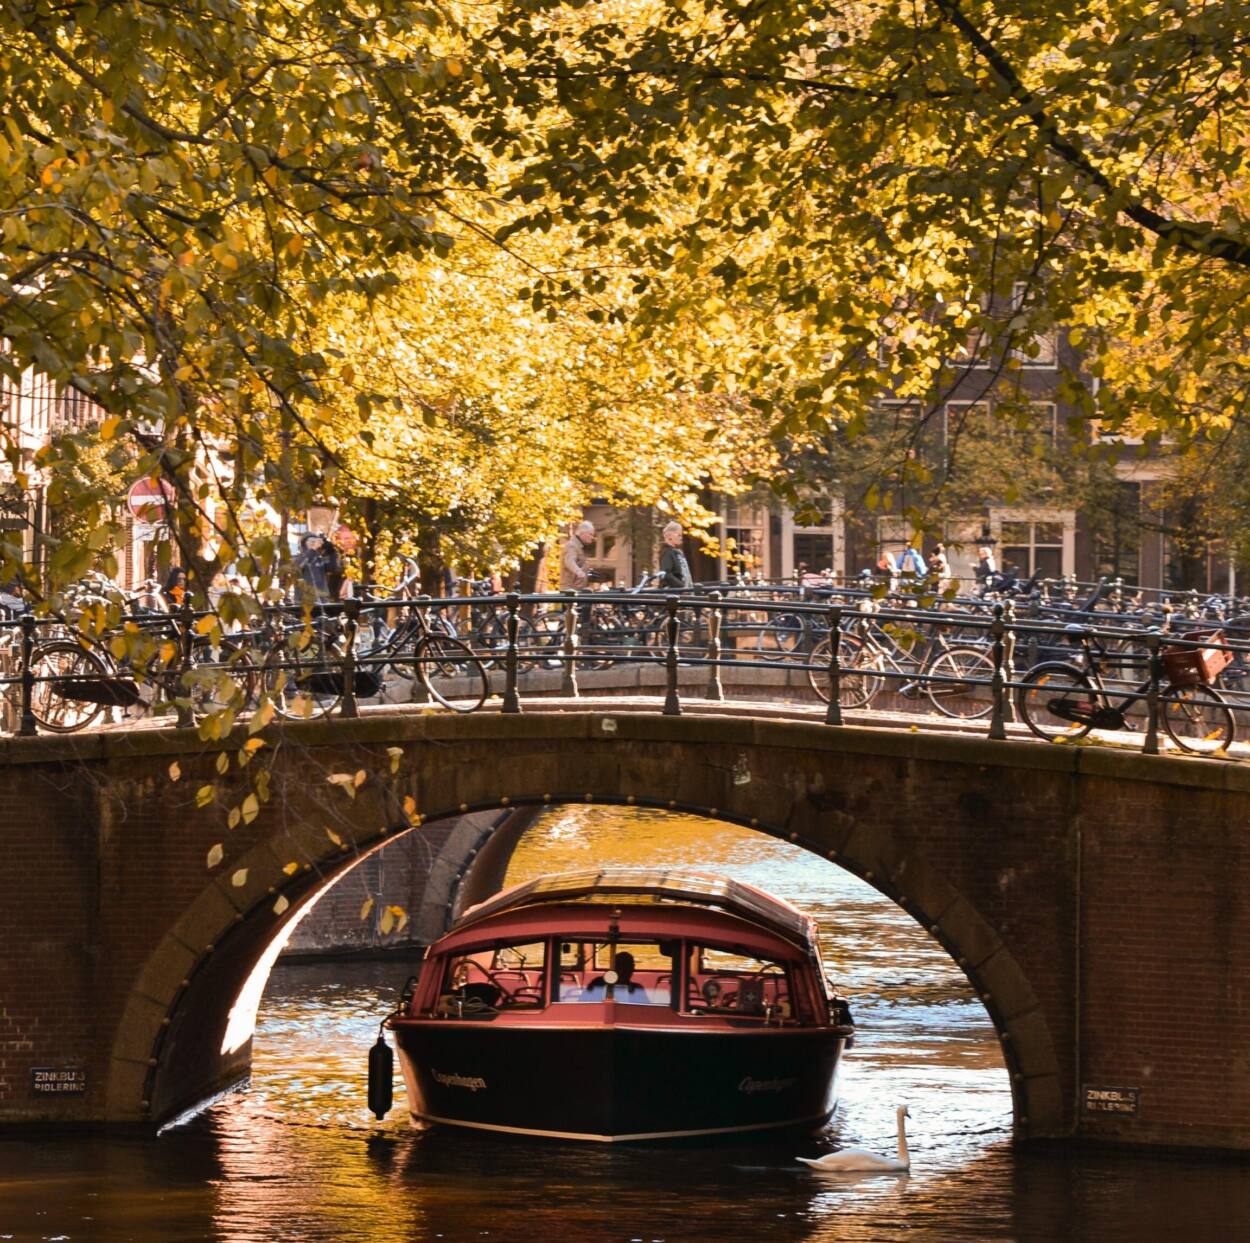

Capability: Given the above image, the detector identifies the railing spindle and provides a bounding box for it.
[704,592,724,702]
[1143,628,1161,755]
[988,603,1008,740]
[561,592,580,698]
[18,612,36,737]
[663,594,681,716]
[340,598,359,719]
[502,592,522,714]
[824,605,843,726]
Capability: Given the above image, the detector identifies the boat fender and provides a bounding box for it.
[368,1029,394,1120]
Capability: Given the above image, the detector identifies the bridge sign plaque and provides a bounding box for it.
[31,1066,87,1095]
[1083,1085,1139,1115]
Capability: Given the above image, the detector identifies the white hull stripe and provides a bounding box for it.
[411,1109,833,1143]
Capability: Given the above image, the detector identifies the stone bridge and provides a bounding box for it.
[1,702,1248,1152]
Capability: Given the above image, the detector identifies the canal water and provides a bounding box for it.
[3,806,1249,1241]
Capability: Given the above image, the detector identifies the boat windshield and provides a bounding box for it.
[558,940,675,1006]
[687,944,807,1020]
[437,940,548,1012]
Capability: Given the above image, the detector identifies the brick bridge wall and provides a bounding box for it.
[0,710,1247,1152]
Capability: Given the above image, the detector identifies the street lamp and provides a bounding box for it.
[306,501,338,535]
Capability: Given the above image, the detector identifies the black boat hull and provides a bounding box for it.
[392,1020,847,1142]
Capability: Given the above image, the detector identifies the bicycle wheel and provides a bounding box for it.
[179,641,259,720]
[417,635,488,712]
[807,635,881,709]
[28,641,112,733]
[472,610,538,671]
[1161,684,1235,755]
[1015,663,1094,741]
[262,627,341,720]
[756,611,805,661]
[925,647,995,720]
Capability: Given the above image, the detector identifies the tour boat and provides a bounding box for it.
[383,867,855,1142]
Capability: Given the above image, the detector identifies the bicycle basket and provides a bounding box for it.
[1160,629,1232,687]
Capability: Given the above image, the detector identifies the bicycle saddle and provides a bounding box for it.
[1063,623,1090,637]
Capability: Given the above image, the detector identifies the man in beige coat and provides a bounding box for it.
[560,520,596,589]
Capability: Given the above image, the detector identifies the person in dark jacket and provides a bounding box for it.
[659,521,693,590]
[295,531,343,599]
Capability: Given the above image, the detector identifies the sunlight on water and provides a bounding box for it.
[6,806,1250,1241]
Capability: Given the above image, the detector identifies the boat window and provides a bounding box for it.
[438,942,548,1012]
[687,945,798,1019]
[556,940,676,1006]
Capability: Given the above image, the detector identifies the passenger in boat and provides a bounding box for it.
[580,951,651,1003]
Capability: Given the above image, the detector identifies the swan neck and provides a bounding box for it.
[897,1111,910,1163]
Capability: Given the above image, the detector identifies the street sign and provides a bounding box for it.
[126,477,175,523]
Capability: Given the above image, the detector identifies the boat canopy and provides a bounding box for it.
[454,868,818,947]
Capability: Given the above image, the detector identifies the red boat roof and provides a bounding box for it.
[454,868,818,947]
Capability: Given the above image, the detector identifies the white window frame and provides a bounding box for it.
[988,507,1074,577]
[780,498,845,578]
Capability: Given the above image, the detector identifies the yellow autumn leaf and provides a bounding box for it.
[169,761,181,781]
[286,235,304,258]
[353,769,366,788]
[273,895,290,915]
[248,699,275,733]
[241,794,259,824]
[194,615,217,635]
[325,827,343,847]
[360,896,375,921]
[282,861,300,876]
[215,751,229,774]
[242,737,265,753]
[196,784,215,808]
[227,807,240,829]
[174,364,194,381]
[100,415,122,440]
[231,867,248,887]
[387,746,403,774]
[379,907,395,935]
[101,99,115,124]
[403,795,418,818]
[206,842,224,868]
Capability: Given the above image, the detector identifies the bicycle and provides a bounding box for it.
[807,606,996,719]
[262,593,489,718]
[1015,624,1235,755]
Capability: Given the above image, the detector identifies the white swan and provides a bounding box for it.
[797,1105,911,1173]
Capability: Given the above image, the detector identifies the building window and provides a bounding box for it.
[724,505,766,576]
[1009,282,1058,367]
[1093,482,1141,585]
[1000,519,1065,579]
[787,499,841,577]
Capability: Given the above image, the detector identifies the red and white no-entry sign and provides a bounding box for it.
[126,477,176,523]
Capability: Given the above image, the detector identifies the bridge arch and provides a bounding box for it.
[97,713,1060,1137]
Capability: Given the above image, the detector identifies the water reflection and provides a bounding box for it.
[4,807,1247,1240]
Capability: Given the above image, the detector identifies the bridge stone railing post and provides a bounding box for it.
[988,603,1009,740]
[704,592,724,702]
[663,594,681,716]
[17,611,36,737]
[560,592,580,698]
[824,605,844,726]
[340,598,360,719]
[1143,627,1162,755]
[501,592,522,714]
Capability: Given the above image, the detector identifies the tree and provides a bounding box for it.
[456,0,1250,516]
